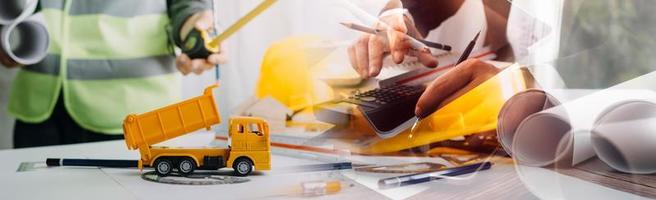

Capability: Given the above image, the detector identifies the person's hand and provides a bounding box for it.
[347,8,438,79]
[415,59,501,118]
[176,10,227,75]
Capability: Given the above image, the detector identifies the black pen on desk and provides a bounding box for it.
[455,31,481,65]
[377,161,492,189]
[46,158,138,168]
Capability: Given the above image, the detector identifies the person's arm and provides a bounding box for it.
[403,0,512,60]
[414,1,512,117]
[400,0,464,37]
[167,0,227,75]
[167,0,212,48]
[481,0,512,61]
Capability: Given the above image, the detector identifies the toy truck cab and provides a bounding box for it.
[226,117,271,175]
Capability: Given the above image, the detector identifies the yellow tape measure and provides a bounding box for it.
[183,0,278,59]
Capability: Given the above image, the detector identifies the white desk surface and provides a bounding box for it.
[0,132,645,200]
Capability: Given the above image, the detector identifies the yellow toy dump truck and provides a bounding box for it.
[122,85,271,176]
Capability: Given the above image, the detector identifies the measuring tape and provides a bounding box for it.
[182,0,278,59]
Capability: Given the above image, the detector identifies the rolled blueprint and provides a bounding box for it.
[497,89,561,156]
[497,89,595,161]
[0,0,37,25]
[591,100,656,174]
[0,13,49,67]
[509,89,656,167]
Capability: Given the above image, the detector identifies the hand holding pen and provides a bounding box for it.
[343,7,500,123]
[346,12,447,79]
[414,31,483,121]
[341,22,452,53]
[415,52,501,119]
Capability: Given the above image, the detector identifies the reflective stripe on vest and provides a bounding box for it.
[41,0,167,17]
[41,8,171,59]
[8,0,180,134]
[25,54,176,80]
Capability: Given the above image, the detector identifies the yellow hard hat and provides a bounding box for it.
[255,36,334,111]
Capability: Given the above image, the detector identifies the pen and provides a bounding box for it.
[46,158,138,168]
[340,22,452,52]
[377,161,492,189]
[409,116,421,134]
[455,31,480,65]
[215,64,220,83]
[279,162,353,173]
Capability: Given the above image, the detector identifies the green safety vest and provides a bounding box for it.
[8,0,210,134]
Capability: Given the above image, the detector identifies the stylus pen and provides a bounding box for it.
[46,158,138,168]
[378,161,492,189]
[455,31,481,65]
[340,22,452,51]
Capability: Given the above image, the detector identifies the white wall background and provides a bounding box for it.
[0,0,386,149]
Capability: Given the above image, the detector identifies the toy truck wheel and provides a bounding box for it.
[155,158,173,176]
[177,157,196,176]
[232,158,253,176]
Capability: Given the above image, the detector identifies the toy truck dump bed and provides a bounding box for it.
[123,85,220,151]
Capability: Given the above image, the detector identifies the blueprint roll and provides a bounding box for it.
[497,89,561,157]
[0,13,49,67]
[511,89,656,167]
[0,0,37,25]
[511,103,572,167]
[591,100,656,174]
[498,89,593,166]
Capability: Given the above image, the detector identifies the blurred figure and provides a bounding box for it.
[6,0,226,148]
